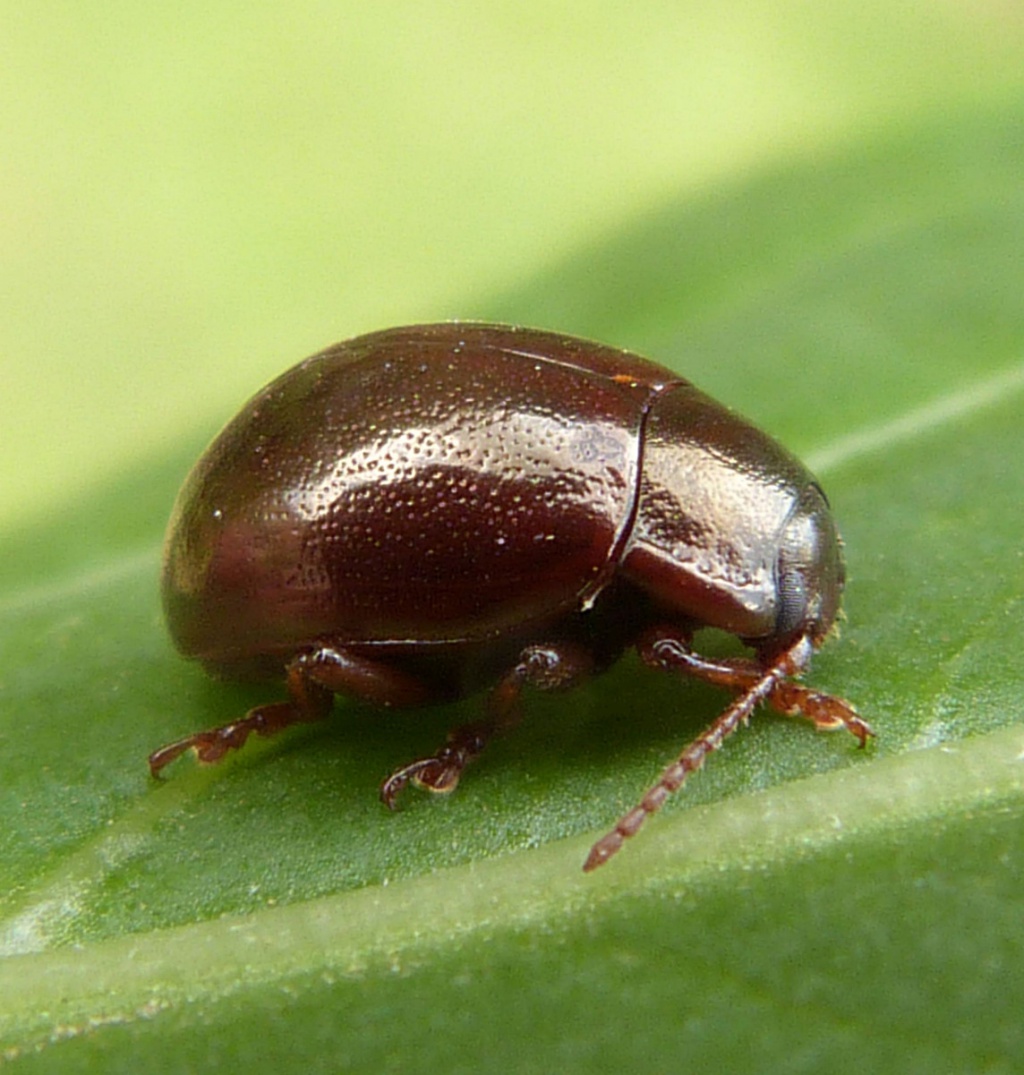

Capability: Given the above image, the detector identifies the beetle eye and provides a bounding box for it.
[776,484,842,643]
[776,513,817,639]
[809,480,831,509]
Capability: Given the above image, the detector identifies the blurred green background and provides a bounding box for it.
[4,0,1020,528]
[4,2,1024,1071]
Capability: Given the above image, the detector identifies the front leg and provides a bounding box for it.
[582,628,873,871]
[638,626,872,743]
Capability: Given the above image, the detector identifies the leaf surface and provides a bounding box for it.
[2,9,1024,1072]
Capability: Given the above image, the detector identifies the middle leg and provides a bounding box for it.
[380,641,594,808]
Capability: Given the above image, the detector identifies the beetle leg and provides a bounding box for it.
[297,644,435,708]
[583,630,873,871]
[637,627,873,744]
[149,654,334,776]
[767,682,873,745]
[149,644,433,776]
[379,642,593,808]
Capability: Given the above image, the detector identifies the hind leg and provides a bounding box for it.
[149,644,434,776]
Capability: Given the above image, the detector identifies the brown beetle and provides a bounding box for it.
[154,324,871,870]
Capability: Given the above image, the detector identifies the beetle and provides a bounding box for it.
[154,322,872,870]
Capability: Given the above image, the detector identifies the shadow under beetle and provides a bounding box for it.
[153,323,872,870]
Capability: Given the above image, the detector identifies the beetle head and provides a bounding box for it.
[774,482,845,646]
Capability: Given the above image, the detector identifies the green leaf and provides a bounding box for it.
[4,8,1024,1072]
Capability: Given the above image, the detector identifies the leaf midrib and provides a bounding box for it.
[1,722,1022,1045]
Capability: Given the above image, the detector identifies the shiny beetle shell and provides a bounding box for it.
[156,323,871,871]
